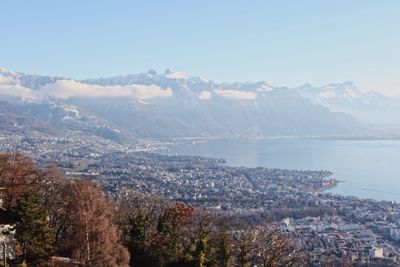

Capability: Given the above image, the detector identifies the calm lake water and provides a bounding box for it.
[168,139,400,202]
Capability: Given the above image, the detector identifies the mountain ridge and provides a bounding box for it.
[1,67,383,141]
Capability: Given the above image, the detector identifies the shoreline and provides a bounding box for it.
[165,139,400,204]
[315,179,342,194]
[149,135,400,145]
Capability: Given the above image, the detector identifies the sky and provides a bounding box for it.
[1,0,400,95]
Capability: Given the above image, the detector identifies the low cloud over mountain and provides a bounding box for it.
[0,67,378,140]
[0,69,173,101]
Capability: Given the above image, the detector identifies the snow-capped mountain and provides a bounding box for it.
[18,101,134,144]
[0,67,363,140]
[296,81,400,125]
[0,99,56,135]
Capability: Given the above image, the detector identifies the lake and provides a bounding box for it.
[168,139,400,202]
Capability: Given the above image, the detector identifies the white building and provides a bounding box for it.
[369,247,384,258]
[282,217,294,227]
[331,223,359,231]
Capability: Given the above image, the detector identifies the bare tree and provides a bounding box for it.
[68,180,130,267]
[254,226,305,267]
[234,226,255,267]
[0,152,43,209]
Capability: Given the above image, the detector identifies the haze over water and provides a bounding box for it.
[169,139,400,202]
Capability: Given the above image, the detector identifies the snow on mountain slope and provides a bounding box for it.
[163,69,190,80]
[0,99,56,135]
[0,67,364,138]
[18,101,136,144]
[296,81,400,125]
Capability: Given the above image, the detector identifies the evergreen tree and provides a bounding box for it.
[194,235,208,267]
[15,190,55,264]
[214,228,232,267]
[236,228,253,267]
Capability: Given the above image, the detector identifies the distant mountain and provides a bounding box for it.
[295,81,400,125]
[0,100,56,135]
[18,102,134,144]
[0,67,363,140]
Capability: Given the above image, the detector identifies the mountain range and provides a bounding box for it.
[296,81,400,126]
[0,67,398,143]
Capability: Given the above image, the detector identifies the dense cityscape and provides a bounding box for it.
[2,131,400,266]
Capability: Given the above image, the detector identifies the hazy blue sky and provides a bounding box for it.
[1,1,399,95]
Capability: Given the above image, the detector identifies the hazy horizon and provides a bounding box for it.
[1,0,400,96]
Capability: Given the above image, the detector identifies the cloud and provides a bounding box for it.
[0,76,37,100]
[0,78,173,100]
[214,89,257,100]
[197,91,212,100]
[39,80,173,100]
[0,76,10,85]
[0,83,37,100]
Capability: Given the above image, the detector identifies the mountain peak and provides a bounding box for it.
[0,66,13,74]
[0,67,20,79]
[326,81,357,89]
[342,80,356,86]
[163,68,190,79]
[147,69,157,76]
[297,82,313,89]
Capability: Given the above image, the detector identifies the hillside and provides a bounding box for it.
[0,68,362,140]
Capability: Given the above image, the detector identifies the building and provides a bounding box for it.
[369,247,384,258]
[390,227,400,240]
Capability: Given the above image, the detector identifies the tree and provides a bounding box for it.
[0,152,43,210]
[157,203,195,266]
[235,227,254,267]
[15,190,55,264]
[194,234,208,267]
[254,226,305,267]
[190,212,213,267]
[43,178,76,255]
[68,180,130,267]
[212,221,232,267]
[116,191,166,267]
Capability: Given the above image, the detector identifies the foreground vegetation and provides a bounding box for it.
[0,152,307,267]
